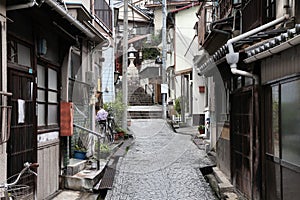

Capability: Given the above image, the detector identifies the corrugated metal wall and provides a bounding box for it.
[37,140,60,200]
[261,45,300,84]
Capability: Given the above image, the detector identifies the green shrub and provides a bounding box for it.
[174,97,182,114]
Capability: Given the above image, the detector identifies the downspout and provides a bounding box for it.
[44,0,96,39]
[284,0,289,15]
[226,14,289,84]
[6,0,37,11]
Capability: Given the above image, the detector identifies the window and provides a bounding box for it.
[267,78,300,166]
[281,79,300,166]
[7,38,32,68]
[266,0,276,21]
[37,64,59,129]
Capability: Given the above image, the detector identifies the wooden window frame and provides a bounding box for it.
[37,60,60,132]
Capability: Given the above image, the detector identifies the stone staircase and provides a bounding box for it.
[128,105,163,119]
[128,86,153,106]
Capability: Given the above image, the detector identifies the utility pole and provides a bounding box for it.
[122,0,128,130]
[161,0,167,119]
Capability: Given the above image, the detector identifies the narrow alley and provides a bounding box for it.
[105,119,216,200]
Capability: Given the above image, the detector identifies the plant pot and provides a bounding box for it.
[114,133,119,140]
[74,150,87,160]
[199,130,205,135]
[118,132,124,138]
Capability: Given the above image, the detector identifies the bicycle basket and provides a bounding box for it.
[7,185,33,200]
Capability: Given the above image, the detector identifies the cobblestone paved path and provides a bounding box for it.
[105,119,216,200]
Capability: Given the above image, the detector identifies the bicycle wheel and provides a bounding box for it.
[107,126,114,143]
[97,123,106,144]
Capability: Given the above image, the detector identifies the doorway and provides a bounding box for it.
[7,67,36,190]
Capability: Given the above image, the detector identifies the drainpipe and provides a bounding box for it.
[7,0,37,11]
[44,0,96,39]
[226,14,289,84]
[284,0,289,15]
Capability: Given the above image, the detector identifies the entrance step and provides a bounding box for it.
[63,161,107,191]
[66,158,87,176]
[213,167,234,193]
[62,142,124,192]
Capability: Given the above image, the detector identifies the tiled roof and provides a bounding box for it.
[197,24,300,75]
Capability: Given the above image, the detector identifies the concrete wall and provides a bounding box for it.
[174,6,199,73]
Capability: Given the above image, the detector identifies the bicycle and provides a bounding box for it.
[97,108,117,144]
[97,119,112,143]
[0,162,39,200]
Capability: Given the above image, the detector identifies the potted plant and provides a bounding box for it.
[115,127,127,138]
[100,144,111,159]
[73,134,89,160]
[198,125,205,135]
[74,144,87,160]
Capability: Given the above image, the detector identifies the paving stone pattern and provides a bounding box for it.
[105,119,217,200]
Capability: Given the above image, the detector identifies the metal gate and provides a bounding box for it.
[7,68,36,191]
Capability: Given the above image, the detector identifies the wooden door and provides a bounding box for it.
[7,68,36,189]
[230,87,261,199]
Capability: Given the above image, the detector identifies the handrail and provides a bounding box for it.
[73,123,103,170]
[73,123,103,138]
[0,91,12,96]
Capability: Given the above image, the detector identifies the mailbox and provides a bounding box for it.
[60,102,74,136]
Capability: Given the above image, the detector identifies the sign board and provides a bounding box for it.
[161,84,168,94]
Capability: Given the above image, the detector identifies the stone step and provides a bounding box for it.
[128,111,162,119]
[212,167,234,193]
[63,161,107,191]
[62,142,124,192]
[66,158,87,176]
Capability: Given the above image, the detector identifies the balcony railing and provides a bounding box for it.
[94,0,112,32]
